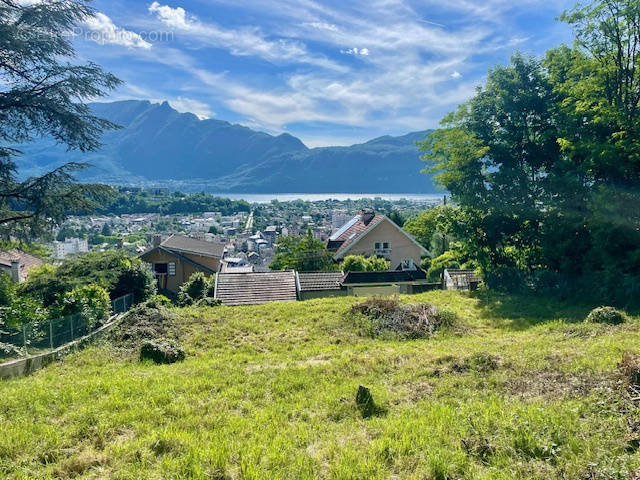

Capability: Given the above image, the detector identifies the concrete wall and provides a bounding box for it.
[342,220,423,269]
[299,289,347,301]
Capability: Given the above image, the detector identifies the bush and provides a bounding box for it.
[177,272,215,306]
[0,295,49,328]
[586,306,628,325]
[427,251,460,282]
[146,295,172,309]
[351,297,458,339]
[341,255,391,272]
[56,284,111,327]
[140,339,185,364]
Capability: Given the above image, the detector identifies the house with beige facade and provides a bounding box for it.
[139,235,225,294]
[327,209,428,270]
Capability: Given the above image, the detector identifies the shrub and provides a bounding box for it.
[140,339,185,364]
[56,284,111,327]
[341,255,391,272]
[111,264,156,303]
[427,251,460,282]
[0,295,48,327]
[146,295,172,309]
[177,272,215,306]
[351,297,458,339]
[0,271,15,306]
[586,306,628,325]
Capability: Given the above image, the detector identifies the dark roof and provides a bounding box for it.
[297,271,344,292]
[342,269,427,285]
[215,271,297,306]
[161,234,225,258]
[328,214,385,256]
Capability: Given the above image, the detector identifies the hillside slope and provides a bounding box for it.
[1,291,638,479]
[15,100,435,193]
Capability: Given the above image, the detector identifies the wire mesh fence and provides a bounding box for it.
[0,293,134,360]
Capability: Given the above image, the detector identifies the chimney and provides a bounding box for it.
[10,260,21,283]
[152,234,162,247]
[360,208,375,225]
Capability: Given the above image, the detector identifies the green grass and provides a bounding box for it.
[2,291,640,479]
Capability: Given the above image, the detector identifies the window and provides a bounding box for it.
[375,242,382,250]
[168,262,176,276]
[383,242,390,250]
[154,263,168,274]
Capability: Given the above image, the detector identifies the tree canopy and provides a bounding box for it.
[421,0,640,306]
[270,230,337,272]
[0,0,120,239]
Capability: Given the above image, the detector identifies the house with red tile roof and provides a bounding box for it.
[327,209,428,271]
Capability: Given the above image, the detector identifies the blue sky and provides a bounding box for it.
[71,0,576,147]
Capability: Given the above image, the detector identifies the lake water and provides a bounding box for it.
[210,193,445,204]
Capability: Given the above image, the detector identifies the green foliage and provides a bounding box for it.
[426,251,461,282]
[271,230,337,272]
[20,251,155,306]
[0,271,15,307]
[419,5,640,306]
[146,295,172,309]
[586,306,628,325]
[0,241,50,259]
[177,272,215,306]
[55,284,111,327]
[103,191,250,216]
[340,255,390,272]
[403,207,441,249]
[0,0,120,239]
[0,294,48,328]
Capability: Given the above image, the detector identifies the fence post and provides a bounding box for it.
[49,320,54,350]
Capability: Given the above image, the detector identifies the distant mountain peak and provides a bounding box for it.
[16,99,436,193]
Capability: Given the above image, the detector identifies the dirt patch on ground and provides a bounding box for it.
[503,369,620,401]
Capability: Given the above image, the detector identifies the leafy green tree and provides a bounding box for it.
[20,251,155,306]
[0,0,120,239]
[55,284,111,326]
[420,1,640,306]
[0,271,15,306]
[270,230,336,272]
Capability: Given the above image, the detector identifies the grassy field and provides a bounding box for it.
[2,291,640,479]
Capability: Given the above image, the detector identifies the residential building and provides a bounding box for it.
[53,238,89,259]
[328,209,428,270]
[0,249,43,283]
[139,234,225,294]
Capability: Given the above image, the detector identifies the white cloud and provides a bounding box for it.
[169,97,214,119]
[341,47,369,56]
[83,12,151,49]
[451,71,462,79]
[148,2,345,71]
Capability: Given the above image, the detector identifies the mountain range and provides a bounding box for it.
[15,100,437,193]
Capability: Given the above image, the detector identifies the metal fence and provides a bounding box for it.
[1,293,134,359]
